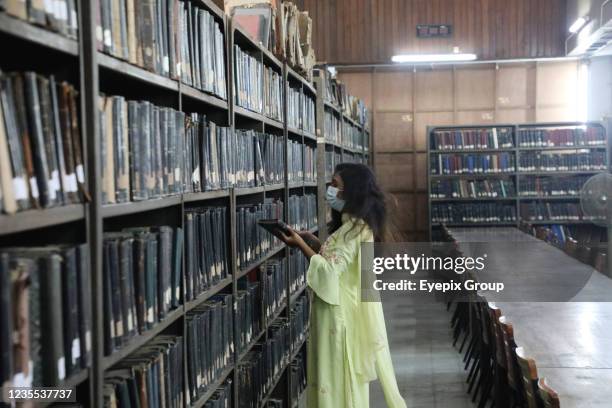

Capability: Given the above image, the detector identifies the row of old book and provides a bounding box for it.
[341,151,367,166]
[288,140,316,184]
[288,193,317,231]
[518,175,590,197]
[237,199,284,270]
[322,71,369,127]
[0,245,91,388]
[185,207,230,302]
[287,85,315,135]
[290,294,309,351]
[430,128,514,150]
[518,151,607,172]
[262,260,287,322]
[343,120,365,151]
[325,150,342,180]
[324,109,341,145]
[432,153,515,175]
[1,0,78,39]
[103,225,183,355]
[431,203,518,224]
[100,95,293,205]
[103,335,183,408]
[520,202,583,221]
[263,355,306,408]
[96,0,227,99]
[430,179,517,199]
[186,294,233,405]
[234,45,283,121]
[0,71,88,215]
[288,250,307,295]
[237,318,290,408]
[518,126,606,147]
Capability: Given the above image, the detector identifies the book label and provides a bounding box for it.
[29,177,39,199]
[71,338,80,364]
[12,177,28,200]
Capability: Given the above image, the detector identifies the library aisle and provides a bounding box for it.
[371,273,474,408]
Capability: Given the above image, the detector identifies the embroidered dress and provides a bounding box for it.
[306,214,406,408]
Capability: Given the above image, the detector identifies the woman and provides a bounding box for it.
[281,163,406,408]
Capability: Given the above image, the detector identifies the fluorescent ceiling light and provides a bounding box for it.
[569,17,588,33]
[391,53,477,63]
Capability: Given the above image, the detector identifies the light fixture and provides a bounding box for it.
[569,16,588,33]
[391,53,477,63]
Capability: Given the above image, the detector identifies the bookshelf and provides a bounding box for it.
[427,122,611,239]
[0,2,376,406]
[313,68,372,240]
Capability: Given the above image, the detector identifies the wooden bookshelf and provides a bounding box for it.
[427,122,611,239]
[0,4,334,407]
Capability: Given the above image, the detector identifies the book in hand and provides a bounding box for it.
[257,219,291,241]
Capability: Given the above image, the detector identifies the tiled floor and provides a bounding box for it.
[369,275,475,408]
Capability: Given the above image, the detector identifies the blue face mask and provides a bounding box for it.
[326,185,346,212]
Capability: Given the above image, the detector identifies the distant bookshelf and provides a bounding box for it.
[427,122,610,239]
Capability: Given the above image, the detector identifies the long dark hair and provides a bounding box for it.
[329,163,387,242]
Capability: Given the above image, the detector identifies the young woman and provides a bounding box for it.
[281,163,406,408]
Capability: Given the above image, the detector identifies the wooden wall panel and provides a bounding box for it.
[376,153,415,191]
[295,0,567,64]
[456,110,496,124]
[455,68,495,110]
[374,112,414,152]
[497,65,534,108]
[415,70,454,112]
[496,108,533,123]
[373,71,413,111]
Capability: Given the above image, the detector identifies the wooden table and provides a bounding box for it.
[447,227,612,407]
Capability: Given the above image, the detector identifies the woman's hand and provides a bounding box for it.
[279,226,306,248]
[298,231,322,253]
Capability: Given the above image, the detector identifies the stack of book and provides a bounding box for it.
[518,126,605,147]
[431,203,517,224]
[303,93,315,135]
[236,280,262,354]
[234,129,265,188]
[287,86,301,130]
[103,335,183,408]
[289,354,306,405]
[288,194,317,230]
[236,199,284,270]
[324,110,341,145]
[325,150,342,181]
[185,207,229,301]
[2,0,78,39]
[99,95,187,203]
[289,250,307,295]
[203,380,233,408]
[0,245,91,387]
[304,144,316,183]
[290,294,309,350]
[520,202,583,221]
[518,151,607,172]
[263,66,283,121]
[431,153,515,175]
[260,132,285,185]
[431,128,514,150]
[234,45,262,113]
[430,179,516,199]
[186,115,234,191]
[342,120,361,150]
[186,294,234,404]
[102,226,183,355]
[96,0,227,99]
[288,140,304,184]
[519,175,589,197]
[237,318,290,408]
[0,71,88,214]
[262,260,287,322]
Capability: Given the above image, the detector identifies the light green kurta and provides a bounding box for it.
[306,214,406,408]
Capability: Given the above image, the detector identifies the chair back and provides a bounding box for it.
[487,303,506,369]
[515,347,539,408]
[593,251,607,274]
[499,317,519,392]
[538,377,560,408]
[563,238,578,258]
